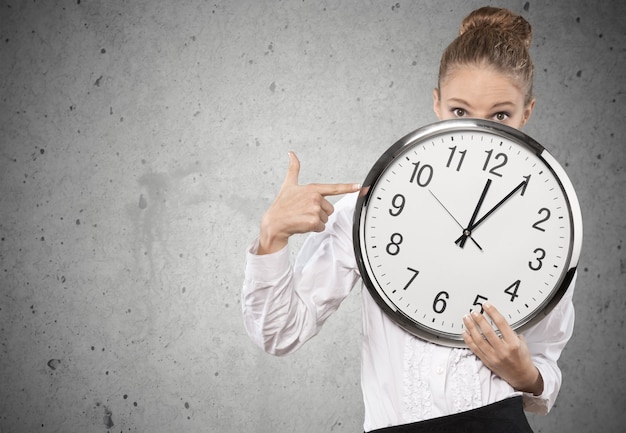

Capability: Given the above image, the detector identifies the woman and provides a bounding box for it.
[242,7,575,432]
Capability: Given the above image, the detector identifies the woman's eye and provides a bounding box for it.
[494,112,509,121]
[453,108,467,117]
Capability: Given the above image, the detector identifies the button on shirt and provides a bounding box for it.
[242,192,576,432]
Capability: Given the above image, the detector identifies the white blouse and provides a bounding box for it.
[242,192,576,432]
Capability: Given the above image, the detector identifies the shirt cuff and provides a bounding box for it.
[520,364,551,415]
[521,392,549,415]
[245,238,292,283]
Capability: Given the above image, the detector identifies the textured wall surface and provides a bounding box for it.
[1,1,624,432]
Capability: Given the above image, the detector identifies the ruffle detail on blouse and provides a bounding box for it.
[448,348,483,413]
[401,334,433,423]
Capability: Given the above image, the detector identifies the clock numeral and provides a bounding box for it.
[446,146,467,172]
[504,280,521,302]
[532,208,551,232]
[529,248,546,271]
[482,149,508,177]
[409,161,434,187]
[471,294,489,314]
[399,267,420,292]
[389,194,406,217]
[433,291,449,314]
[386,233,403,256]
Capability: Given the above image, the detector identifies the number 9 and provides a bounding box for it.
[389,194,405,216]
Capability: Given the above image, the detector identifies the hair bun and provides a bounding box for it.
[459,6,532,49]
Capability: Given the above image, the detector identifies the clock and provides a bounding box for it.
[353,119,583,347]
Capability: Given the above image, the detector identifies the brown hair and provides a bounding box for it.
[438,6,535,104]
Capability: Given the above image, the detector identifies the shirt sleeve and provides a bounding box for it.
[241,193,360,356]
[520,274,577,415]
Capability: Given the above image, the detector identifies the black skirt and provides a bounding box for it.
[367,396,533,433]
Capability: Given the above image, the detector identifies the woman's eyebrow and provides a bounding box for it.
[489,101,516,109]
[446,98,517,110]
[446,97,472,106]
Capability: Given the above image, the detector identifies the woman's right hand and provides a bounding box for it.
[257,151,361,255]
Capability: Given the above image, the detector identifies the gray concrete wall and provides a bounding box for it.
[1,1,624,432]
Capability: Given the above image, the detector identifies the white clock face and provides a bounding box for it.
[354,119,582,347]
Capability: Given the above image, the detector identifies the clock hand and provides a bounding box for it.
[457,179,492,248]
[455,179,528,245]
[429,190,483,251]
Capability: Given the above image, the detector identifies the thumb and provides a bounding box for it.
[282,151,301,187]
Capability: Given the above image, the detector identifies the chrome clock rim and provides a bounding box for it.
[353,118,583,347]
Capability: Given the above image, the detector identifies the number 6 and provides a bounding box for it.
[433,291,449,314]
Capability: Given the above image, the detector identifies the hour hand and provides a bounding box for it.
[455,179,528,246]
[456,179,491,248]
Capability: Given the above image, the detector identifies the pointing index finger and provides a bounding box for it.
[285,152,361,196]
[311,182,362,197]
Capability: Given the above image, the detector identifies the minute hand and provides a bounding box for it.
[455,180,527,245]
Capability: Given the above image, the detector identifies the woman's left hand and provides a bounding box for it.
[462,302,544,395]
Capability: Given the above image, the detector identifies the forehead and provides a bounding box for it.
[440,65,525,106]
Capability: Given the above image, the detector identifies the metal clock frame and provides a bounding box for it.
[353,118,583,347]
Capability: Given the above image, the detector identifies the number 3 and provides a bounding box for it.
[529,248,546,271]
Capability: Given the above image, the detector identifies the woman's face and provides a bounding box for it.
[433,64,535,129]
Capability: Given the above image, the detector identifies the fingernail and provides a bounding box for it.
[354,183,362,191]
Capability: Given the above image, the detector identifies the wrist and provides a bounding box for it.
[258,218,289,255]
[517,366,544,396]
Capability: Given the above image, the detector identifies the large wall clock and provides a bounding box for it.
[353,119,583,347]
